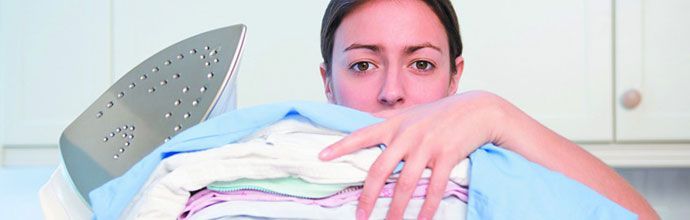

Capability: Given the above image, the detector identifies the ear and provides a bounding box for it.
[320,63,336,103]
[448,56,464,95]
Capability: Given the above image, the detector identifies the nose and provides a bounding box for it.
[377,68,405,106]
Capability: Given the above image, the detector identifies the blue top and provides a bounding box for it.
[89,101,635,220]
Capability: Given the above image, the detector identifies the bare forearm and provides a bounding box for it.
[484,93,659,220]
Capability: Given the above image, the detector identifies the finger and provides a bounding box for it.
[385,153,428,220]
[319,122,389,161]
[356,139,410,220]
[417,158,454,220]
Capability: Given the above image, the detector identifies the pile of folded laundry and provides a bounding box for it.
[131,117,469,219]
[92,103,469,219]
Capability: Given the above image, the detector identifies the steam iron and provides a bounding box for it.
[58,24,247,202]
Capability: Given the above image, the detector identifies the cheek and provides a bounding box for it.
[331,75,381,111]
[404,74,453,104]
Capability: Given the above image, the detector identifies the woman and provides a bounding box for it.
[315,0,658,219]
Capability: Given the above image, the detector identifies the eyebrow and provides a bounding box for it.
[343,43,380,53]
[343,42,442,54]
[404,42,442,54]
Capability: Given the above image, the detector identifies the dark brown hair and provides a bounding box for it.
[320,0,463,76]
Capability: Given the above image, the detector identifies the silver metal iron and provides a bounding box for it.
[59,24,247,202]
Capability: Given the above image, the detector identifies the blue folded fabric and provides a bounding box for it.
[467,144,636,220]
[89,101,634,219]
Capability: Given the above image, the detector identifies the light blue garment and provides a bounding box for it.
[89,101,635,219]
[467,145,636,220]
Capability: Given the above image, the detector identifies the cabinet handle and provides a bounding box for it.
[621,89,642,109]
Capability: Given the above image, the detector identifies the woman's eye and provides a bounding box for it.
[412,60,434,71]
[350,61,374,72]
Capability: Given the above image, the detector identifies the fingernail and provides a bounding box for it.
[356,208,367,220]
[319,148,332,160]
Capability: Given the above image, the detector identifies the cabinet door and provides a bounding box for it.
[0,1,111,146]
[454,0,613,142]
[616,0,690,141]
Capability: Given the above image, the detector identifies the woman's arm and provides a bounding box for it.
[491,92,659,220]
[319,90,658,220]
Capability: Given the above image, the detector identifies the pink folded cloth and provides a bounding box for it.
[179,180,468,220]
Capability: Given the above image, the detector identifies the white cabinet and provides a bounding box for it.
[456,0,690,143]
[455,0,614,142]
[110,1,331,108]
[1,1,689,167]
[615,0,690,141]
[0,0,111,146]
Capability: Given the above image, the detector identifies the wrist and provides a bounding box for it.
[482,92,513,149]
[450,90,513,149]
[481,92,547,154]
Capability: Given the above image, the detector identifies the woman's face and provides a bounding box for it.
[321,0,464,113]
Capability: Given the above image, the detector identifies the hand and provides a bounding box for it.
[319,91,505,220]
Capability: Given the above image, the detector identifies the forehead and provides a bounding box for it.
[333,0,449,54]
